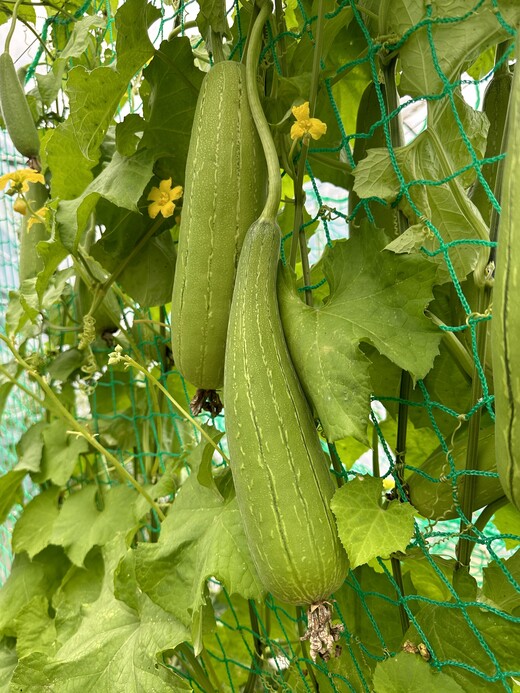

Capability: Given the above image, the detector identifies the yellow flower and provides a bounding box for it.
[147,178,183,219]
[13,196,27,215]
[0,168,45,194]
[27,206,49,229]
[382,477,395,491]
[290,102,327,141]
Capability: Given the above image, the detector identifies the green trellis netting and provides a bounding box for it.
[1,0,520,690]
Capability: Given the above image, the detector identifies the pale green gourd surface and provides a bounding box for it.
[0,52,40,159]
[492,60,520,511]
[224,218,349,605]
[171,60,266,390]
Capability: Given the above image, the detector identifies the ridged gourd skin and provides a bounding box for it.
[492,62,520,511]
[0,52,40,159]
[18,182,48,284]
[171,60,267,390]
[407,426,504,520]
[224,218,349,605]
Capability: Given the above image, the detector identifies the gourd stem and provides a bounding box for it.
[243,601,264,693]
[372,426,380,478]
[383,54,410,636]
[289,139,308,275]
[308,150,353,173]
[455,283,492,569]
[426,310,474,384]
[168,20,197,39]
[327,441,345,487]
[176,644,216,692]
[473,496,508,535]
[494,40,512,78]
[455,44,508,568]
[4,0,23,53]
[289,0,325,297]
[246,1,281,222]
[273,0,288,75]
[210,29,226,64]
[296,606,320,692]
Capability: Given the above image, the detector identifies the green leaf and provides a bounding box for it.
[481,552,520,616]
[385,184,485,283]
[59,15,107,63]
[0,469,26,524]
[116,113,146,156]
[92,217,177,308]
[45,126,94,201]
[0,639,17,690]
[196,0,230,36]
[432,91,489,189]
[10,542,190,692]
[12,487,61,559]
[401,549,455,603]
[135,433,264,628]
[52,548,105,645]
[384,1,520,98]
[35,420,89,486]
[191,425,225,492]
[57,148,155,252]
[404,603,520,691]
[372,652,464,692]
[289,0,352,74]
[334,564,413,654]
[14,596,57,659]
[353,108,490,282]
[50,485,139,566]
[331,476,416,568]
[312,641,375,692]
[0,547,70,638]
[15,421,47,474]
[46,0,160,199]
[35,238,69,302]
[493,504,520,550]
[0,361,22,421]
[46,348,86,382]
[467,46,496,81]
[278,226,440,443]
[67,0,160,159]
[36,16,107,106]
[141,37,204,184]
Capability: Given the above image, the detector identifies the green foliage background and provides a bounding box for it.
[0,0,519,691]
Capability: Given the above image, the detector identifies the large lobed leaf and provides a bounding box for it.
[331,477,416,569]
[278,225,440,443]
[10,541,190,692]
[135,428,264,635]
[383,0,520,98]
[56,148,155,252]
[140,37,205,185]
[403,602,520,691]
[46,0,161,200]
[373,652,464,692]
